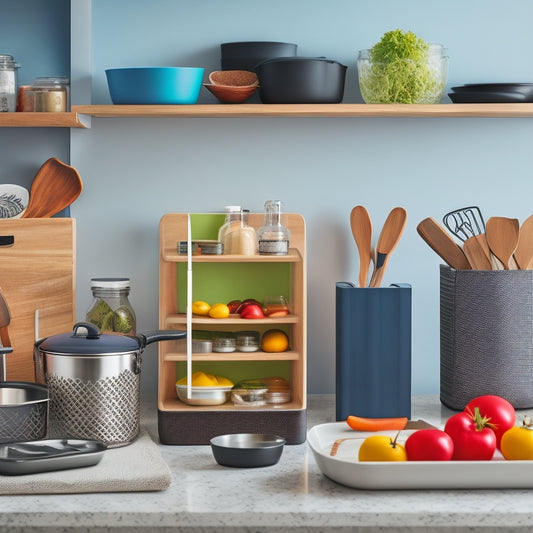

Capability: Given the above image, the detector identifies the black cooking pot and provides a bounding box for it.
[255,57,347,104]
[220,41,297,71]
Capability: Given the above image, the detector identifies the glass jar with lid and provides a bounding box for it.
[32,76,69,112]
[0,54,20,112]
[218,206,241,245]
[86,278,136,335]
[213,332,236,353]
[224,207,257,255]
[236,331,260,352]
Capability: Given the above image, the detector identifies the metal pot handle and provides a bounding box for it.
[140,330,186,348]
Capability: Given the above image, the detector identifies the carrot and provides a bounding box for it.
[346,415,408,432]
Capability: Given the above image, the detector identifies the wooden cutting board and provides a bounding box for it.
[0,219,76,381]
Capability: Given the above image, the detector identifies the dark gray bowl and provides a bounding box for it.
[210,433,285,468]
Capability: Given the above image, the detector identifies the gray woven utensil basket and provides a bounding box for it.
[440,264,533,410]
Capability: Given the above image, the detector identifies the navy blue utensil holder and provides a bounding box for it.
[335,282,412,420]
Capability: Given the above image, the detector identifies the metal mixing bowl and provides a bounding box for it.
[0,382,48,444]
[210,433,286,467]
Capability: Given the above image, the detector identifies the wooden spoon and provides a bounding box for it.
[0,289,11,348]
[22,158,83,218]
[369,207,407,287]
[0,289,12,381]
[463,235,492,270]
[514,214,533,269]
[486,217,520,270]
[350,205,372,287]
[416,217,471,270]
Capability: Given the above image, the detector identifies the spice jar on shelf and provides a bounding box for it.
[218,205,241,244]
[213,332,236,353]
[86,277,136,335]
[257,200,290,255]
[0,54,20,112]
[32,76,69,112]
[224,207,257,255]
[236,331,260,352]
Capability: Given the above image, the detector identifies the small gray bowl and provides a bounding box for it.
[210,433,285,468]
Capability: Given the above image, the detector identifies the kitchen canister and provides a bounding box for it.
[0,54,20,112]
[335,282,412,420]
[31,76,69,112]
[440,264,533,410]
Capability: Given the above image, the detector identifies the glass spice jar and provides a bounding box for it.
[0,54,20,112]
[224,207,257,255]
[32,76,69,112]
[236,331,260,352]
[86,278,136,335]
[213,332,236,353]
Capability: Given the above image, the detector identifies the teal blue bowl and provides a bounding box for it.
[105,67,204,104]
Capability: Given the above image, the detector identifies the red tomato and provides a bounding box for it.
[465,395,515,450]
[405,429,454,461]
[444,407,497,460]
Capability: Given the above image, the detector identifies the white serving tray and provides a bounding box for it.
[307,422,533,490]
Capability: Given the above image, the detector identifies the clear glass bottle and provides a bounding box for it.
[32,76,70,112]
[257,200,290,255]
[224,208,257,255]
[0,54,20,112]
[86,278,136,335]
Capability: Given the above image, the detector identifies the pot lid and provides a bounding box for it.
[37,322,140,355]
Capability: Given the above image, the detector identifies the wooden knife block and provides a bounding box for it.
[0,219,76,382]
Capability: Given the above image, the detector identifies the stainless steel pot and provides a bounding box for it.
[34,322,186,448]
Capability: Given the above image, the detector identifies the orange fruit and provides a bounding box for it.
[192,301,211,316]
[261,329,289,353]
[208,303,230,319]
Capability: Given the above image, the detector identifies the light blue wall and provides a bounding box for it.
[0,0,70,185]
[68,0,533,398]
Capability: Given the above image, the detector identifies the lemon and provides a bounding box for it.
[192,301,211,316]
[208,303,230,319]
[261,329,289,353]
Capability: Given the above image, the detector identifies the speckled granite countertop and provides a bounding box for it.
[1,394,533,533]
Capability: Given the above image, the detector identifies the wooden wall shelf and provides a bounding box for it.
[73,103,533,119]
[0,112,90,128]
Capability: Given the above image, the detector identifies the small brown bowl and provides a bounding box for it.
[204,83,258,104]
[209,70,258,87]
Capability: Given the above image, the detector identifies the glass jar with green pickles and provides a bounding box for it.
[86,278,136,335]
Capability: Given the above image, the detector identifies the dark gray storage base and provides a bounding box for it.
[158,408,307,445]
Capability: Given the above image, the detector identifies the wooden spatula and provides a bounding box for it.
[369,207,407,287]
[417,217,471,270]
[486,217,520,270]
[514,214,533,269]
[463,235,492,270]
[350,206,372,287]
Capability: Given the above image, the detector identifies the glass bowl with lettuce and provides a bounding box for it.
[358,29,448,104]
